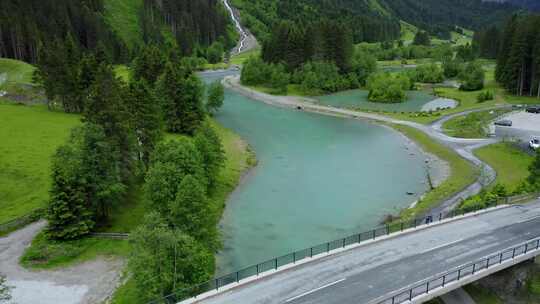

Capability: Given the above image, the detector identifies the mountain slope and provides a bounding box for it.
[483,0,540,11]
[232,0,518,44]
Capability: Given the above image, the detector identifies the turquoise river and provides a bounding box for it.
[200,71,429,275]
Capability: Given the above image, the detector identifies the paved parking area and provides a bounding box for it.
[496,111,540,143]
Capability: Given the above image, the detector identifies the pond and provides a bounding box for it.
[314,89,436,112]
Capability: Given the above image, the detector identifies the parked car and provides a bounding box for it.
[526,106,540,113]
[494,119,513,127]
[530,138,540,150]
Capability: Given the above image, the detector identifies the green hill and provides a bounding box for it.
[103,0,144,49]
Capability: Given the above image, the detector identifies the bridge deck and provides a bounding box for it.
[189,201,540,304]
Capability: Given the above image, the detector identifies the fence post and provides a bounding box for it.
[537,240,540,250]
[215,279,219,291]
[343,238,346,248]
[386,225,390,235]
[236,272,239,283]
[499,253,503,263]
[442,275,446,287]
[372,230,376,240]
[457,269,461,280]
[327,242,330,253]
[472,264,476,274]
[426,282,430,293]
[512,248,516,258]
[414,219,417,228]
[275,258,278,270]
[400,222,404,231]
[310,247,313,258]
[439,213,442,221]
[358,233,361,243]
[525,243,529,254]
[256,264,259,276]
[293,252,296,263]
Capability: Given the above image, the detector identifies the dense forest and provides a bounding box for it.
[0,0,235,64]
[232,0,517,44]
[230,0,401,43]
[381,0,516,34]
[141,0,236,55]
[0,0,126,63]
[495,14,540,97]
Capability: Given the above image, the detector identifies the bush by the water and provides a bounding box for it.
[443,59,463,78]
[477,90,494,103]
[240,57,290,94]
[367,73,411,103]
[410,63,444,84]
[294,61,359,94]
[459,62,485,91]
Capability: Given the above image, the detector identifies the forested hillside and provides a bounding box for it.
[483,0,540,11]
[232,0,517,44]
[0,0,126,63]
[495,15,540,97]
[0,0,235,64]
[230,0,401,43]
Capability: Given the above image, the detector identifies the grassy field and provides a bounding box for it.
[0,58,35,87]
[0,104,80,224]
[103,0,143,48]
[230,48,260,65]
[442,108,512,138]
[20,232,130,269]
[392,125,478,218]
[474,143,533,191]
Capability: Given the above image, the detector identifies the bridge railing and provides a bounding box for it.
[148,192,539,304]
[377,237,540,304]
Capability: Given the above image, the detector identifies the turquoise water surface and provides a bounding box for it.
[314,89,435,112]
[200,72,429,275]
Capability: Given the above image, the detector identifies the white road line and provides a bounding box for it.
[420,239,464,254]
[285,278,347,303]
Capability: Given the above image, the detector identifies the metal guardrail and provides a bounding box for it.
[89,232,130,239]
[377,237,540,304]
[145,192,540,304]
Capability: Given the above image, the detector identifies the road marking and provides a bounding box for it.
[420,239,464,254]
[285,278,346,302]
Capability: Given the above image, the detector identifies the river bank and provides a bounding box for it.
[223,75,494,218]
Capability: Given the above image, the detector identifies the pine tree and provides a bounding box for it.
[127,79,164,169]
[169,175,218,249]
[133,45,166,85]
[206,81,224,114]
[46,141,95,240]
[194,121,226,189]
[157,63,205,135]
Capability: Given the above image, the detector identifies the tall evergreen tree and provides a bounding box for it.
[157,63,205,135]
[127,79,163,169]
[133,45,166,85]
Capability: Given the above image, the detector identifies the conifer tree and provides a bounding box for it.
[127,79,163,169]
[194,121,226,189]
[157,64,205,135]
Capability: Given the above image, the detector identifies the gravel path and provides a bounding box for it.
[223,75,500,215]
[0,221,124,304]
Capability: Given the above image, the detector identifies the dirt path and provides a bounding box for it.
[0,221,124,304]
[223,75,500,215]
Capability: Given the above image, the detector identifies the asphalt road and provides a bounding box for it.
[196,202,540,304]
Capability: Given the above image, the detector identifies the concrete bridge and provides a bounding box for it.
[179,200,540,304]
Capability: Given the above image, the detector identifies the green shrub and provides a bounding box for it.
[477,90,494,103]
[366,73,411,103]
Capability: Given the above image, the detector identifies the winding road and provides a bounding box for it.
[223,75,501,215]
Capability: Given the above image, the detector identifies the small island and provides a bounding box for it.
[367,73,412,103]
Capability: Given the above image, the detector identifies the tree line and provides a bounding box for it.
[0,0,126,63]
[1,0,235,65]
[495,14,540,97]
[37,42,227,302]
[232,0,400,44]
